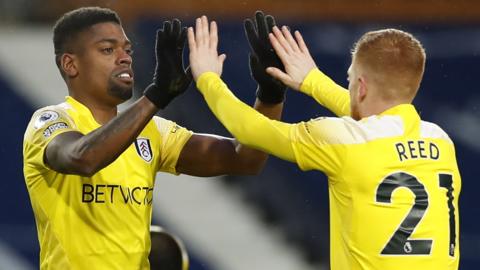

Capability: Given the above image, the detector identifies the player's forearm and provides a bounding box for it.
[55,97,157,176]
[300,68,351,117]
[233,99,284,173]
[197,72,296,163]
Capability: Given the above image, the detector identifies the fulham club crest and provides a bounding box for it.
[134,138,153,162]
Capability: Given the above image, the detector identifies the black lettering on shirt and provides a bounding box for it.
[107,185,118,203]
[82,184,94,203]
[119,186,131,203]
[395,143,407,161]
[146,188,154,205]
[430,143,440,160]
[395,141,440,162]
[407,141,418,159]
[418,140,427,158]
[95,184,106,203]
[81,183,153,205]
[131,187,141,205]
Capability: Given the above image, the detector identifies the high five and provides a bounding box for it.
[189,15,461,270]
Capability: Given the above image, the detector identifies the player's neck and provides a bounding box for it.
[87,103,118,125]
[360,99,407,119]
[70,92,119,125]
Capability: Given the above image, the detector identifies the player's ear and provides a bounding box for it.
[61,53,79,78]
[358,76,367,102]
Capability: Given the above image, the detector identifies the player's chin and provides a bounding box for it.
[109,82,133,101]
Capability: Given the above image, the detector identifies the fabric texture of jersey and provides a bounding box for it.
[196,71,461,270]
[23,96,192,270]
[295,69,461,269]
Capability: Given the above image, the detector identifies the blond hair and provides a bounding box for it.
[352,29,426,101]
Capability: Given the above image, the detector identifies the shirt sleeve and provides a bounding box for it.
[196,72,297,162]
[23,107,78,174]
[152,116,193,174]
[300,68,351,117]
[290,117,348,175]
[196,72,348,176]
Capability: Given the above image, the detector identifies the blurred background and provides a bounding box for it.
[1,0,479,269]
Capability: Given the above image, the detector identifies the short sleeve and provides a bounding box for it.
[23,107,78,173]
[290,117,349,176]
[153,116,193,174]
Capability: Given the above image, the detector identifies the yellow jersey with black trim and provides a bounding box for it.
[195,71,461,270]
[291,105,461,269]
[23,96,193,270]
[295,70,461,270]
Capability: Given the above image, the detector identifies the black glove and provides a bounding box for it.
[244,11,286,104]
[144,19,193,109]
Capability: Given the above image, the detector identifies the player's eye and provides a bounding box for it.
[125,48,134,55]
[101,47,114,54]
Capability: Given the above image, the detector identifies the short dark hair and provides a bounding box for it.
[53,7,121,74]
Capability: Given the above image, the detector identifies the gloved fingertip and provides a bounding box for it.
[266,15,276,29]
[163,21,172,35]
[255,10,264,18]
[185,66,193,80]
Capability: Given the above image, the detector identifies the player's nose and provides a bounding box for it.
[118,49,132,66]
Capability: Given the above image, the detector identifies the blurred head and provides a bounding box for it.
[348,29,426,120]
[149,226,189,270]
[53,7,134,106]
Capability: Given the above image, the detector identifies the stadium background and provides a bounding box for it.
[0,0,479,269]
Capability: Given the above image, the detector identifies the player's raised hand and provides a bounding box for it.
[266,26,317,90]
[244,11,286,104]
[188,16,226,81]
[144,19,192,109]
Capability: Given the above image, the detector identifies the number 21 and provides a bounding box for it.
[376,172,456,256]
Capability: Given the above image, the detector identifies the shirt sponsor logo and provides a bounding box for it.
[43,122,69,138]
[34,111,59,129]
[82,184,154,205]
[134,138,153,162]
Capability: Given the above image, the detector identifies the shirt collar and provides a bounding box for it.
[65,96,102,127]
[379,104,419,118]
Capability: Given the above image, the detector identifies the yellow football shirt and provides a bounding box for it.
[197,71,461,270]
[297,69,460,269]
[23,96,192,270]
